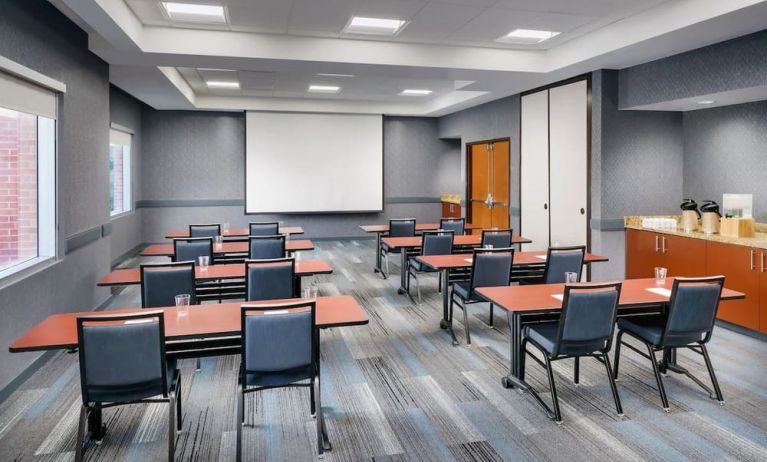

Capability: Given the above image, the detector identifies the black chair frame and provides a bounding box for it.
[75,311,181,461]
[541,245,586,283]
[520,282,623,423]
[244,257,296,301]
[439,217,466,235]
[248,221,281,236]
[236,300,327,459]
[613,276,726,412]
[247,234,287,260]
[406,230,454,304]
[380,218,416,279]
[480,228,514,247]
[172,236,214,263]
[188,223,221,237]
[139,261,197,308]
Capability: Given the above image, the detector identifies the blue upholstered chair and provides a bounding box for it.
[249,221,280,237]
[407,230,454,304]
[449,247,514,344]
[140,261,197,308]
[189,223,221,238]
[542,246,586,283]
[380,218,416,278]
[248,235,286,260]
[439,218,465,235]
[173,237,213,264]
[75,311,181,462]
[481,228,513,248]
[237,300,323,459]
[613,276,726,412]
[245,258,295,301]
[521,282,623,423]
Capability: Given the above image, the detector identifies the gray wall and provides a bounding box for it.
[619,30,767,109]
[109,85,145,262]
[0,0,112,391]
[683,101,767,222]
[590,70,684,279]
[139,112,461,241]
[437,95,521,230]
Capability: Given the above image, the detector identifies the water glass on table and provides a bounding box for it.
[654,267,667,286]
[213,235,223,251]
[565,272,578,284]
[175,294,191,317]
[198,255,210,271]
[303,286,318,300]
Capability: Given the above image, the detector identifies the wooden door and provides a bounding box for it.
[625,229,659,279]
[706,241,760,331]
[468,140,510,234]
[659,234,707,277]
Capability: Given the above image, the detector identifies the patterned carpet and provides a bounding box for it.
[1,240,766,461]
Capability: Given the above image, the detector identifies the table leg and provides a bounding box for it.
[397,250,408,295]
[501,312,529,390]
[316,327,331,451]
[374,233,384,276]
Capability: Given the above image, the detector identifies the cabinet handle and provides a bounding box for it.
[655,235,660,252]
[750,249,756,271]
[662,237,667,254]
[762,252,766,272]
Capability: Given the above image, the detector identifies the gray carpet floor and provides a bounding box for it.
[1,240,766,461]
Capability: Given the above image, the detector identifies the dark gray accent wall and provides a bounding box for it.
[437,95,521,230]
[109,86,144,262]
[0,0,111,391]
[591,70,684,279]
[139,112,461,240]
[683,101,767,222]
[619,30,767,109]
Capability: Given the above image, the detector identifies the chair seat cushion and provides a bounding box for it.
[617,316,703,347]
[523,322,559,354]
[453,282,484,302]
[246,366,312,387]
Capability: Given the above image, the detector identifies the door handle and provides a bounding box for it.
[543,203,548,210]
[580,208,585,215]
[750,249,756,271]
[662,236,667,253]
[761,251,765,272]
[655,235,660,252]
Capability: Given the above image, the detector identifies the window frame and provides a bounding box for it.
[108,124,133,219]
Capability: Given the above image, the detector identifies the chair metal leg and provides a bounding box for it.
[488,303,494,327]
[236,390,244,462]
[460,300,472,345]
[168,394,176,461]
[646,344,670,412]
[310,377,316,416]
[75,404,88,462]
[602,353,624,417]
[415,274,422,304]
[176,373,182,431]
[574,357,580,385]
[613,331,624,379]
[195,357,201,372]
[544,355,562,423]
[700,344,725,404]
[315,377,323,455]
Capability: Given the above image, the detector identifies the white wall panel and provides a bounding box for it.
[520,89,550,251]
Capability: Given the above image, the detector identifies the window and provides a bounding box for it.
[0,69,57,276]
[109,127,132,216]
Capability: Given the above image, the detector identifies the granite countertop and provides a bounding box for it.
[624,215,767,250]
[440,194,462,204]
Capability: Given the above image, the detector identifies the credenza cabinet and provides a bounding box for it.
[626,228,767,333]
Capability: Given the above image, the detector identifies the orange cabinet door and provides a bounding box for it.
[759,250,767,333]
[626,229,659,279]
[706,241,760,331]
[658,233,707,277]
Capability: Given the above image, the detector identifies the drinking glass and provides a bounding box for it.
[222,222,230,234]
[485,244,494,250]
[565,272,578,284]
[303,286,318,300]
[175,294,191,317]
[198,255,209,270]
[655,267,668,286]
[213,235,223,251]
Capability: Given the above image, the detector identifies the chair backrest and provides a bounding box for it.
[469,247,515,294]
[481,228,513,248]
[421,230,454,256]
[543,246,586,283]
[388,218,416,237]
[189,224,221,238]
[554,282,622,356]
[140,261,196,308]
[663,276,725,345]
[241,300,316,387]
[173,237,212,263]
[439,218,465,235]
[248,235,286,259]
[249,221,280,237]
[245,258,295,301]
[77,311,168,404]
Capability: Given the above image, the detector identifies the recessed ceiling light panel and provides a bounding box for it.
[316,73,356,78]
[344,16,407,35]
[400,89,432,96]
[206,80,240,89]
[697,100,716,105]
[496,29,560,44]
[162,2,226,24]
[308,85,341,94]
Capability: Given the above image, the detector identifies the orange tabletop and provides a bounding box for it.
[476,278,745,314]
[9,295,368,353]
[381,234,531,249]
[359,223,478,233]
[140,239,314,257]
[165,226,304,238]
[98,260,333,286]
[417,251,608,270]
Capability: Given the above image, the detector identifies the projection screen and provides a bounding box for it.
[245,111,383,214]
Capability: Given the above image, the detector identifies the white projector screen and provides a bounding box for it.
[245,112,383,213]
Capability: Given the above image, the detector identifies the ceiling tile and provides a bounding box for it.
[288,0,359,35]
[227,1,292,34]
[449,7,595,42]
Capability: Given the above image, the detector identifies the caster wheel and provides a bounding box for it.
[501,377,513,389]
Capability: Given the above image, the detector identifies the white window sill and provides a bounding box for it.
[110,210,135,220]
[0,256,59,291]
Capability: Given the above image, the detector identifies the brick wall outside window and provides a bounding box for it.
[0,109,38,268]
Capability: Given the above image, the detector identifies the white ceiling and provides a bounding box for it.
[49,0,767,115]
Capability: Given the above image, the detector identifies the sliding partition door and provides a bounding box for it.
[520,90,550,251]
